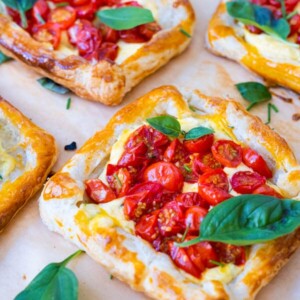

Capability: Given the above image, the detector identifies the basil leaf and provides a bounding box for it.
[184,126,214,140]
[97,7,154,30]
[147,115,181,137]
[0,51,11,64]
[15,250,83,300]
[226,0,290,40]
[235,82,271,104]
[37,78,70,94]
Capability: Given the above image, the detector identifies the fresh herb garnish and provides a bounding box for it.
[55,2,69,7]
[209,260,224,267]
[0,175,3,180]
[35,11,45,24]
[0,51,11,64]
[235,81,272,111]
[2,0,38,28]
[188,105,197,112]
[181,224,190,242]
[265,102,279,124]
[37,78,70,94]
[113,173,122,188]
[226,0,290,41]
[64,141,77,151]
[179,28,191,38]
[66,97,72,110]
[176,195,300,247]
[183,164,192,173]
[277,0,287,19]
[110,274,114,280]
[15,250,83,300]
[97,7,154,30]
[147,115,214,140]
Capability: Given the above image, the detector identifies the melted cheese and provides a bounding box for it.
[203,263,242,283]
[115,41,144,64]
[57,31,78,56]
[0,142,16,179]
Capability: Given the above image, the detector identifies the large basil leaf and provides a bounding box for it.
[177,195,300,247]
[147,115,181,137]
[15,250,83,300]
[37,78,70,94]
[184,126,214,140]
[0,51,11,64]
[97,7,154,30]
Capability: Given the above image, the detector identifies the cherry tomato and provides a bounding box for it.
[184,206,208,234]
[98,42,119,61]
[212,140,242,168]
[176,192,209,210]
[245,25,263,34]
[289,14,300,35]
[193,152,223,174]
[138,22,161,40]
[158,201,185,236]
[75,1,97,21]
[32,23,61,49]
[286,0,299,12]
[119,28,148,43]
[71,0,90,6]
[135,210,160,242]
[242,147,272,178]
[143,162,184,192]
[85,179,116,203]
[198,169,231,206]
[252,184,283,198]
[168,241,200,278]
[100,24,119,43]
[213,243,246,265]
[48,6,76,30]
[231,171,266,194]
[163,139,189,163]
[184,134,214,154]
[106,164,132,197]
[32,0,50,24]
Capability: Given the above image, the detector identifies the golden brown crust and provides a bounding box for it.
[40,86,300,299]
[0,0,195,105]
[0,98,57,231]
[206,1,300,93]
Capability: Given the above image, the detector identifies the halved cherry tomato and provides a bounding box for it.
[98,42,119,61]
[138,22,161,40]
[193,152,222,174]
[71,0,90,6]
[85,179,116,203]
[75,1,97,21]
[163,139,189,163]
[213,243,246,265]
[289,14,300,35]
[198,169,231,206]
[135,210,160,242]
[242,147,272,178]
[184,206,208,234]
[168,241,200,278]
[253,184,283,198]
[184,134,214,154]
[231,171,266,194]
[32,0,50,24]
[286,0,299,12]
[143,162,184,192]
[212,140,242,168]
[48,6,76,30]
[119,28,148,43]
[32,23,61,49]
[176,192,209,210]
[100,24,119,43]
[158,201,185,236]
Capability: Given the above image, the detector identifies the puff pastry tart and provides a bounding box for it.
[40,86,300,299]
[0,98,57,231]
[207,0,300,93]
[0,0,194,105]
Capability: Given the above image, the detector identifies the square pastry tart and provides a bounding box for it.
[0,98,57,231]
[0,0,195,105]
[207,0,300,93]
[40,86,300,299]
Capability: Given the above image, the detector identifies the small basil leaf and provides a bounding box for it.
[184,126,214,140]
[0,51,11,64]
[97,7,154,30]
[37,78,70,94]
[15,250,83,300]
[147,115,181,137]
[235,82,271,103]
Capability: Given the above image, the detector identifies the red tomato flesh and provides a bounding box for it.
[231,171,266,194]
[48,6,76,30]
[85,179,116,203]
[184,134,214,154]
[184,206,208,234]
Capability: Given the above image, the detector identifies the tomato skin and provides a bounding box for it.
[98,42,119,61]
[100,24,119,43]
[137,22,161,40]
[252,184,283,198]
[32,0,50,24]
[32,23,61,49]
[48,6,76,30]
[231,171,266,194]
[163,139,189,163]
[75,1,97,21]
[175,192,209,210]
[242,147,272,178]
[213,243,246,265]
[183,134,214,154]
[212,140,242,168]
[193,152,223,174]
[289,14,300,35]
[71,0,90,6]
[143,162,184,192]
[135,210,160,242]
[85,179,116,203]
[184,206,208,234]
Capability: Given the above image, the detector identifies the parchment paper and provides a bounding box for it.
[1,0,300,299]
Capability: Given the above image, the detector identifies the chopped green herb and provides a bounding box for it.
[55,2,69,7]
[209,260,225,267]
[64,141,77,151]
[265,103,279,124]
[228,125,235,129]
[110,274,114,280]
[183,164,192,173]
[189,105,197,112]
[179,28,191,38]
[66,97,72,110]
[113,173,122,188]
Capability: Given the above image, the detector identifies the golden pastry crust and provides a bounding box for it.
[206,0,300,93]
[39,86,300,299]
[0,0,195,105]
[0,98,57,231]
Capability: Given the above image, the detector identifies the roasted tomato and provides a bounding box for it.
[137,22,161,40]
[48,6,76,29]
[212,140,242,168]
[100,24,119,43]
[289,14,300,35]
[198,169,231,206]
[213,243,246,266]
[97,42,119,61]
[32,0,50,24]
[75,0,97,21]
[85,179,116,203]
[143,162,184,192]
[242,147,272,178]
[184,206,208,234]
[135,210,160,242]
[193,152,222,174]
[32,23,61,49]
[252,184,283,198]
[183,134,214,154]
[176,192,209,210]
[71,0,90,6]
[163,139,189,163]
[231,171,266,194]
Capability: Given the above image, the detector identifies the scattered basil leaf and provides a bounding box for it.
[226,0,290,41]
[183,164,192,173]
[15,250,83,300]
[179,28,191,38]
[2,0,38,28]
[265,102,279,124]
[147,115,181,137]
[0,51,11,64]
[97,7,154,30]
[37,78,70,94]
[184,126,214,140]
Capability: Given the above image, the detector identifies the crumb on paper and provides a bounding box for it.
[22,274,27,280]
